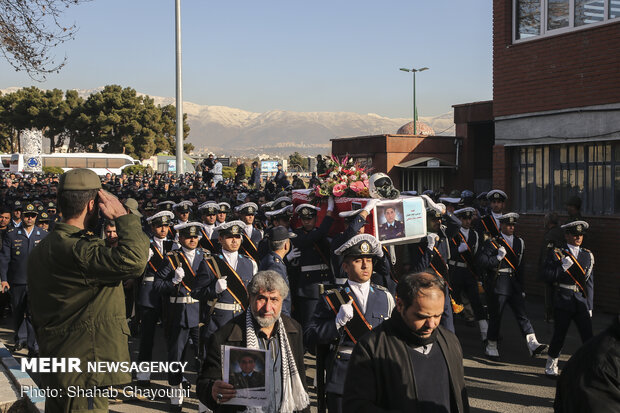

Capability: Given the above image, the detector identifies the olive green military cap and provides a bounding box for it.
[59,169,102,191]
[124,198,143,218]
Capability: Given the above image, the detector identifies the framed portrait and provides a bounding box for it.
[222,346,271,407]
[373,197,427,245]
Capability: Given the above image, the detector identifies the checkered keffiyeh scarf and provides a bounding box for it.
[245,309,309,413]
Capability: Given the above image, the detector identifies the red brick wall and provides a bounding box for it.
[493,0,620,117]
[517,213,620,313]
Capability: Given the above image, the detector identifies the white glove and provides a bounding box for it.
[589,309,592,318]
[286,246,301,260]
[327,196,335,212]
[215,278,228,294]
[426,233,437,251]
[458,242,468,253]
[335,299,354,328]
[561,256,573,272]
[148,249,154,261]
[496,246,507,261]
[172,266,185,285]
[363,198,380,213]
[421,194,445,215]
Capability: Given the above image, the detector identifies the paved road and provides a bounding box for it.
[0,297,614,412]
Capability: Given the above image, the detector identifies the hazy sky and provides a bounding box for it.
[0,1,492,118]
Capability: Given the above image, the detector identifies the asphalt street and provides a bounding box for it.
[0,296,614,412]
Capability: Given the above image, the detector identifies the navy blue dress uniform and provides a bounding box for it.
[136,211,177,384]
[153,222,215,397]
[543,221,594,377]
[474,189,507,239]
[157,201,177,240]
[305,234,395,413]
[197,202,219,253]
[192,221,257,342]
[0,203,47,354]
[292,203,335,331]
[448,207,488,340]
[9,200,22,229]
[236,202,263,262]
[377,219,404,241]
[476,213,547,359]
[258,226,297,317]
[174,200,193,223]
[404,206,460,333]
[332,206,397,294]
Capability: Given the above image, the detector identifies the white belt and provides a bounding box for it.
[207,300,243,312]
[301,264,329,272]
[337,346,354,355]
[448,260,467,268]
[143,276,155,282]
[170,296,198,304]
[558,283,580,292]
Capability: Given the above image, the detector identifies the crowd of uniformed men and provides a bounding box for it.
[0,161,597,411]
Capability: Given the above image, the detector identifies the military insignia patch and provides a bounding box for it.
[360,241,370,253]
[248,207,254,214]
[231,225,239,234]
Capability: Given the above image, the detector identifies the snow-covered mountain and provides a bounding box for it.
[1,86,455,156]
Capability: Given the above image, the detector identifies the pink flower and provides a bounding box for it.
[361,173,368,180]
[332,183,347,197]
[350,181,365,193]
[363,179,369,188]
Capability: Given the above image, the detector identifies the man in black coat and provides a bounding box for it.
[234,159,246,186]
[342,272,469,413]
[554,314,620,412]
[197,270,310,413]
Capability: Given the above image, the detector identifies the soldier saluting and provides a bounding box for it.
[27,169,149,413]
[542,220,594,377]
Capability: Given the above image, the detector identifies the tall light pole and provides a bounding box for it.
[399,67,429,135]
[175,0,184,175]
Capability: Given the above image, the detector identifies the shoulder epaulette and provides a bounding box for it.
[581,248,592,254]
[372,283,388,292]
[324,287,342,295]
[166,251,177,256]
[6,228,14,233]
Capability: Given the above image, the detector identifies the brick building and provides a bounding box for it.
[331,101,494,194]
[493,0,620,311]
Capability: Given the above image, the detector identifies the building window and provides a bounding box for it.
[514,0,619,41]
[513,142,620,214]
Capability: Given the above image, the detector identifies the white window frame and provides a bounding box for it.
[513,0,618,43]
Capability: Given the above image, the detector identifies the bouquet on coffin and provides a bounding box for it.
[293,165,463,314]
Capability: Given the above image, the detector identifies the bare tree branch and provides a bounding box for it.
[0,0,90,80]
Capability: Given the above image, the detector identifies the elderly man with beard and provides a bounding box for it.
[197,270,310,413]
[343,272,469,413]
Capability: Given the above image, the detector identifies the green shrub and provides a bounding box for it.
[123,164,148,175]
[222,166,235,179]
[42,166,64,175]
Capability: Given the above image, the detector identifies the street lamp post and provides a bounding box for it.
[175,0,184,175]
[399,67,429,135]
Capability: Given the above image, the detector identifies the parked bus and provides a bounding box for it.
[2,153,139,176]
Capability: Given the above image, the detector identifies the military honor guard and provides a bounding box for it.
[236,202,262,262]
[475,189,506,239]
[305,234,394,413]
[136,210,177,386]
[10,200,22,228]
[258,226,297,316]
[291,201,335,331]
[174,200,193,225]
[477,213,547,359]
[154,222,214,409]
[0,203,47,355]
[195,220,257,339]
[215,202,230,226]
[542,220,594,377]
[197,201,219,252]
[404,195,461,333]
[449,207,488,341]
